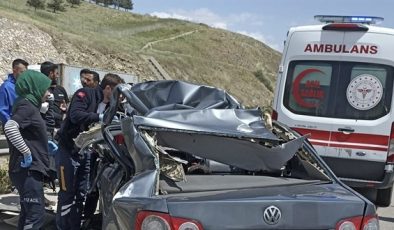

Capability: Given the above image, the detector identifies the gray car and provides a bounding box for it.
[80,80,379,230]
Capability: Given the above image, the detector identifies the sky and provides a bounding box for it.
[132,0,393,52]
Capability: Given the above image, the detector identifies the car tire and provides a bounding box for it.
[375,186,393,207]
[353,187,377,203]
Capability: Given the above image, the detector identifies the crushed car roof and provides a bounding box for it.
[107,80,306,173]
[134,109,279,141]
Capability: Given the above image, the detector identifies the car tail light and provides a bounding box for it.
[336,216,362,230]
[136,211,204,230]
[114,134,125,145]
[335,215,379,230]
[271,109,278,121]
[362,215,379,230]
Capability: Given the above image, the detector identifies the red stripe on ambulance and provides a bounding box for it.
[293,127,389,152]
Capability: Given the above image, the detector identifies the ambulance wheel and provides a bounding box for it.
[353,187,376,204]
[375,186,393,207]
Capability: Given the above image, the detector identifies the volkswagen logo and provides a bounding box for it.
[263,205,281,225]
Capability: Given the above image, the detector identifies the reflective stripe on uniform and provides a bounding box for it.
[23,224,33,230]
[60,166,66,191]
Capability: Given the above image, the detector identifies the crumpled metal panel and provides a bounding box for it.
[122,80,242,116]
[100,162,125,229]
[157,131,306,172]
[120,118,156,174]
[103,80,307,229]
[74,123,103,149]
[103,118,162,229]
[135,109,279,142]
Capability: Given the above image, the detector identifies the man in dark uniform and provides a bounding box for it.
[80,69,99,88]
[55,73,124,229]
[40,62,64,199]
[40,62,69,131]
[3,70,54,230]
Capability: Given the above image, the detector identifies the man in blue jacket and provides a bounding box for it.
[0,59,29,126]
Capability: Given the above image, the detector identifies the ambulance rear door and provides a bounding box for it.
[278,28,345,157]
[324,30,394,181]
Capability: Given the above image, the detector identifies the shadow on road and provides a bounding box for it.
[0,212,56,230]
[379,216,394,223]
[0,195,20,213]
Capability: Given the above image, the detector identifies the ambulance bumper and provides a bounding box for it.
[339,164,394,189]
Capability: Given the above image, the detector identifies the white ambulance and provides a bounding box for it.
[272,15,394,206]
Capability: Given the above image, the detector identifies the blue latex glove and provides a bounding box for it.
[48,140,58,156]
[21,154,33,168]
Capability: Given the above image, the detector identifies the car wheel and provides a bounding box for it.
[375,186,393,207]
[353,187,377,203]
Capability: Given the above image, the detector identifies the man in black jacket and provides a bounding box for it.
[80,69,99,88]
[55,73,123,230]
[40,62,69,131]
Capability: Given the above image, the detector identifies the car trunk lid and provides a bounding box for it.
[164,183,365,230]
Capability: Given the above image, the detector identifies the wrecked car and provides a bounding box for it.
[81,80,379,230]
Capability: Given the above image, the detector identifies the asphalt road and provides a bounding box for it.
[1,189,393,229]
[377,188,394,230]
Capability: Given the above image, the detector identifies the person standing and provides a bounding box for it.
[55,73,123,229]
[83,73,124,226]
[39,62,62,195]
[36,62,56,140]
[40,62,69,131]
[4,70,54,230]
[0,59,29,126]
[91,71,100,88]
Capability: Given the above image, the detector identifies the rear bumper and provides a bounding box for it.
[339,164,394,189]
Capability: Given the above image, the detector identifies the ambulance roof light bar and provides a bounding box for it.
[314,15,384,25]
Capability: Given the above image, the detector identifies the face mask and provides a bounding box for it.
[40,102,49,114]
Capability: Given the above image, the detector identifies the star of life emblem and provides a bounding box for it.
[346,74,383,110]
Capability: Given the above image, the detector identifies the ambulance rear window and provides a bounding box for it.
[284,61,394,120]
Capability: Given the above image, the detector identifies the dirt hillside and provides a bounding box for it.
[0,1,281,108]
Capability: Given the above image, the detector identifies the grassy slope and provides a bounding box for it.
[0,0,281,107]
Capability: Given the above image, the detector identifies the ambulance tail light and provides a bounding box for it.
[387,123,394,163]
[271,109,278,121]
[323,23,368,31]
